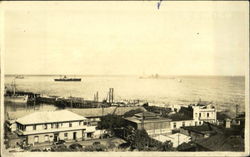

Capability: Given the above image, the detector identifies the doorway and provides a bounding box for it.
[73,132,77,140]
[54,133,59,142]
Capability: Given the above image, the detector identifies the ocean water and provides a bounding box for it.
[4,75,245,113]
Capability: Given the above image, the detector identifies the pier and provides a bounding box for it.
[4,88,143,109]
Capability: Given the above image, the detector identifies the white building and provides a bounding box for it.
[14,110,97,145]
[193,104,217,123]
[170,103,217,130]
[152,133,191,148]
[170,120,204,130]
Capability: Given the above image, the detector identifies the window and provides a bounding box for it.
[64,133,68,139]
[56,123,59,128]
[84,122,87,125]
[182,122,185,127]
[199,121,202,125]
[34,136,39,143]
[33,125,37,130]
[199,113,201,117]
[207,113,209,117]
[195,121,197,126]
[51,123,54,128]
[44,124,47,130]
[79,121,81,125]
[87,133,92,138]
[45,135,49,142]
[173,122,176,129]
[69,123,72,127]
[61,123,63,126]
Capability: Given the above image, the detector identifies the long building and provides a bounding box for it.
[124,112,172,136]
[14,110,96,145]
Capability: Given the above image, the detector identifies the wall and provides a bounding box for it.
[26,130,84,144]
[170,120,203,130]
[193,106,217,123]
[27,133,54,145]
[180,128,205,141]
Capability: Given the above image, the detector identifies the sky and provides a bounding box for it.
[2,1,249,76]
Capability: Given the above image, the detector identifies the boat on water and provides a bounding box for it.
[139,74,159,79]
[54,75,81,82]
[4,79,28,104]
[15,75,24,79]
[5,95,28,103]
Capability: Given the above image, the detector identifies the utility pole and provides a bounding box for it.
[70,93,73,108]
[235,104,239,118]
[142,111,145,130]
[177,133,180,147]
[96,91,99,102]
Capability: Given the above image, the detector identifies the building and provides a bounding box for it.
[152,133,191,148]
[169,103,217,130]
[124,112,171,136]
[69,106,146,126]
[195,133,244,151]
[14,110,96,145]
[180,123,216,141]
[193,103,217,123]
[170,119,204,130]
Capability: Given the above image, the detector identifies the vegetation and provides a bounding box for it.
[97,114,126,133]
[128,129,173,151]
[84,144,107,151]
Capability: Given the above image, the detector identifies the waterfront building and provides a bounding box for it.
[192,103,217,123]
[169,103,217,130]
[14,110,96,145]
[124,112,172,136]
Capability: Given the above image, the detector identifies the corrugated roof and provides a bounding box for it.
[195,133,244,151]
[7,107,146,120]
[68,106,146,117]
[16,110,86,125]
[7,110,35,120]
[168,113,193,121]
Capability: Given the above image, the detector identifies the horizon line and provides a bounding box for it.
[4,74,245,77]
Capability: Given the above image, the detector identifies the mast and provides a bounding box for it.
[12,78,16,95]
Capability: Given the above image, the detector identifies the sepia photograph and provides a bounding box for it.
[0,1,249,157]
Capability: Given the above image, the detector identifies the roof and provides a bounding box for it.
[195,133,244,151]
[182,123,213,132]
[168,113,193,121]
[16,110,86,125]
[7,110,35,120]
[153,133,191,147]
[69,106,146,117]
[124,117,171,124]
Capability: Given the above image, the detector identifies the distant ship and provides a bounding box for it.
[4,79,28,104]
[139,74,159,79]
[15,75,24,79]
[5,95,28,103]
[54,75,81,82]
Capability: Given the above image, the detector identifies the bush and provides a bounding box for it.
[69,143,83,151]
[84,144,107,152]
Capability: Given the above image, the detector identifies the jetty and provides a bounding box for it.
[5,88,144,109]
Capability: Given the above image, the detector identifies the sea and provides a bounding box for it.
[4,75,245,115]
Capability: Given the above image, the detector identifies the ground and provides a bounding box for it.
[20,137,126,151]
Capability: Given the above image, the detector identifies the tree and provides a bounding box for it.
[97,114,125,133]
